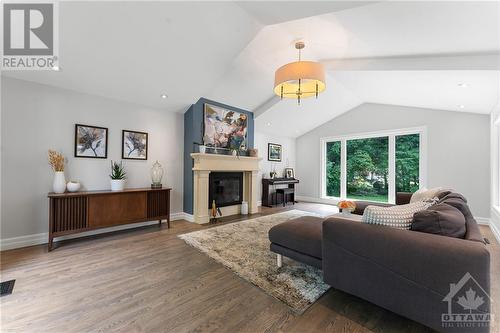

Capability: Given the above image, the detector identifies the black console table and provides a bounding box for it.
[262,178,299,207]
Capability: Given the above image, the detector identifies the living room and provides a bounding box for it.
[1,1,499,332]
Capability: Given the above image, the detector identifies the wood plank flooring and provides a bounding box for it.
[1,203,498,333]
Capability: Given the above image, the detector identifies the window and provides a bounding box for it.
[346,137,388,202]
[326,141,341,197]
[396,134,420,193]
[321,128,425,203]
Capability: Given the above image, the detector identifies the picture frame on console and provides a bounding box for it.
[74,124,108,158]
[122,130,148,160]
[284,167,294,178]
[268,143,282,162]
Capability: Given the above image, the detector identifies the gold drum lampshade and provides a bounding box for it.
[274,42,326,104]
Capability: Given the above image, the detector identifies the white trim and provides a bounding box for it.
[296,195,339,205]
[182,212,194,223]
[388,135,396,204]
[0,212,190,251]
[490,206,500,244]
[474,217,491,225]
[319,126,427,202]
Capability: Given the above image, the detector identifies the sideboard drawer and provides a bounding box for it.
[88,192,147,228]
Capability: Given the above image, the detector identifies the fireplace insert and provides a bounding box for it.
[208,172,243,208]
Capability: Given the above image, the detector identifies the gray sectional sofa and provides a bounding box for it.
[269,192,491,333]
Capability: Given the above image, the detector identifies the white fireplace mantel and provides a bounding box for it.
[191,153,262,224]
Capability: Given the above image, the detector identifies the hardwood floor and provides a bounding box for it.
[1,203,498,333]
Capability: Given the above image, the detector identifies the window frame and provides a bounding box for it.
[320,127,427,204]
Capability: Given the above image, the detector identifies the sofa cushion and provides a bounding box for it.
[410,187,445,203]
[439,193,473,219]
[411,203,466,238]
[362,200,434,230]
[268,216,324,259]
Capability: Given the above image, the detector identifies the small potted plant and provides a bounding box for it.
[338,200,356,216]
[110,160,126,191]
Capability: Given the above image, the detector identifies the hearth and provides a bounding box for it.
[209,172,243,208]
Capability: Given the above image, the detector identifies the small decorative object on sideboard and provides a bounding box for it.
[110,160,126,191]
[248,148,258,157]
[284,167,294,178]
[48,150,66,193]
[66,181,81,192]
[337,200,356,216]
[151,160,164,189]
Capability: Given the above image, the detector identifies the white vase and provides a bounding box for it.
[199,145,206,154]
[53,171,66,193]
[110,179,126,191]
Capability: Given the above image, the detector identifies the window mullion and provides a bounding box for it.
[388,135,396,204]
[340,139,347,199]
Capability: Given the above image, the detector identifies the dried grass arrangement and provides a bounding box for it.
[48,150,65,172]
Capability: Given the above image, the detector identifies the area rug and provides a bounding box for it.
[178,210,330,314]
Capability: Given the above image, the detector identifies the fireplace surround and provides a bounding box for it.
[191,153,261,224]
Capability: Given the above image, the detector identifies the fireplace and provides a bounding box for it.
[209,172,243,208]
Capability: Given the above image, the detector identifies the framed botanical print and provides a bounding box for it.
[74,124,108,158]
[268,143,282,162]
[122,130,148,160]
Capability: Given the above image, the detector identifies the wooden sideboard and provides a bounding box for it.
[48,187,171,251]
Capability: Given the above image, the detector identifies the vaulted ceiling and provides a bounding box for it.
[3,1,500,137]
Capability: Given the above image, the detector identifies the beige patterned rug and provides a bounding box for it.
[178,210,330,314]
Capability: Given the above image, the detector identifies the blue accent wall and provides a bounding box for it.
[183,98,254,214]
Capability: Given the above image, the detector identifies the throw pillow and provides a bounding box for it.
[362,200,434,230]
[411,203,466,238]
[410,187,444,203]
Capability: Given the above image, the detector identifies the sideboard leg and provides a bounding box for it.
[48,236,53,252]
[158,219,162,228]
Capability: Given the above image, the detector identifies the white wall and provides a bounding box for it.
[296,103,491,218]
[254,131,296,201]
[1,77,184,241]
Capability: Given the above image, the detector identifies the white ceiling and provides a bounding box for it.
[3,1,500,137]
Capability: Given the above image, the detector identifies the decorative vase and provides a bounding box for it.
[110,179,126,191]
[199,145,206,154]
[53,171,66,193]
[151,161,164,188]
[66,181,81,192]
[231,150,237,157]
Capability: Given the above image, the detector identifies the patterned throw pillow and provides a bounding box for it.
[362,200,435,230]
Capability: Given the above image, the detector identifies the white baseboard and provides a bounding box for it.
[490,207,500,244]
[475,216,490,225]
[182,212,194,222]
[296,195,339,205]
[0,212,189,251]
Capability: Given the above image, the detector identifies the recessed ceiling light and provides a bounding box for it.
[458,104,465,109]
[458,83,468,88]
[160,94,168,99]
[266,122,271,126]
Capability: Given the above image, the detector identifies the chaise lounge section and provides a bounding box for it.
[269,192,491,333]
